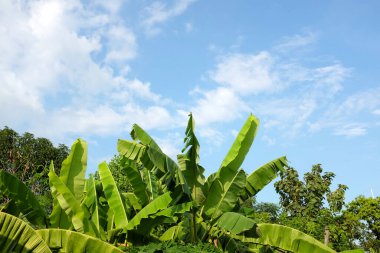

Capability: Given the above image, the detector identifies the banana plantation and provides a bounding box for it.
[0,114,365,252]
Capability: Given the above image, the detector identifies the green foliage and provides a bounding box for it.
[0,169,47,226]
[344,196,380,252]
[252,202,280,223]
[0,212,51,253]
[241,223,335,253]
[0,114,342,253]
[122,242,221,253]
[49,139,88,230]
[0,127,69,212]
[37,229,123,253]
[272,165,368,252]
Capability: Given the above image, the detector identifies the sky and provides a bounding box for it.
[1,0,380,204]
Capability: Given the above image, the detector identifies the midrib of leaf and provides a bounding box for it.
[210,169,242,220]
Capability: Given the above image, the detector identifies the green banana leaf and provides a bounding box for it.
[244,156,287,198]
[178,113,205,204]
[203,169,246,220]
[122,161,149,206]
[50,139,87,229]
[142,168,159,200]
[117,140,151,168]
[131,123,162,151]
[48,167,90,234]
[123,192,142,211]
[0,212,51,253]
[125,192,172,230]
[59,138,88,200]
[0,170,47,226]
[98,162,128,228]
[83,174,100,232]
[37,229,123,253]
[215,212,259,236]
[153,202,192,218]
[159,224,187,241]
[218,114,259,176]
[240,223,335,253]
[340,250,365,253]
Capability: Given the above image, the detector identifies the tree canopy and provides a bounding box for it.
[0,126,69,211]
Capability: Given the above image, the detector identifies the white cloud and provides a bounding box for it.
[126,79,161,103]
[275,31,317,52]
[190,87,250,126]
[0,0,178,143]
[307,88,380,136]
[155,132,183,159]
[373,109,380,116]
[122,104,174,130]
[334,124,367,137]
[257,98,317,137]
[210,52,281,94]
[105,26,137,62]
[141,0,197,36]
[197,34,353,141]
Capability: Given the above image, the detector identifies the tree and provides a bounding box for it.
[344,196,380,252]
[0,127,69,211]
[252,202,281,223]
[274,165,355,251]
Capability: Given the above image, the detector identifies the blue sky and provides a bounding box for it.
[1,0,380,204]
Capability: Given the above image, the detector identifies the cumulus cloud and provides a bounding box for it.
[105,26,137,63]
[0,0,177,143]
[210,52,281,94]
[189,87,250,126]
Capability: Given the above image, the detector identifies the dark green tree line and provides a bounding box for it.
[0,126,69,211]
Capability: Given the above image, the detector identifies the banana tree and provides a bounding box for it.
[117,113,289,250]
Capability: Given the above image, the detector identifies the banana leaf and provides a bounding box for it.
[340,250,365,253]
[240,223,335,253]
[98,162,128,228]
[203,169,246,220]
[217,114,259,176]
[215,212,259,237]
[117,140,152,168]
[37,229,123,253]
[123,192,142,211]
[0,212,51,253]
[58,138,88,200]
[131,123,162,151]
[50,139,87,229]
[0,170,47,226]
[48,167,90,234]
[125,192,172,230]
[83,174,100,232]
[142,168,159,200]
[122,161,149,206]
[153,202,192,218]
[244,156,287,198]
[159,224,187,241]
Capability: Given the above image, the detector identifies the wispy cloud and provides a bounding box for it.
[334,124,367,137]
[189,32,376,141]
[141,0,197,36]
[274,31,317,52]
